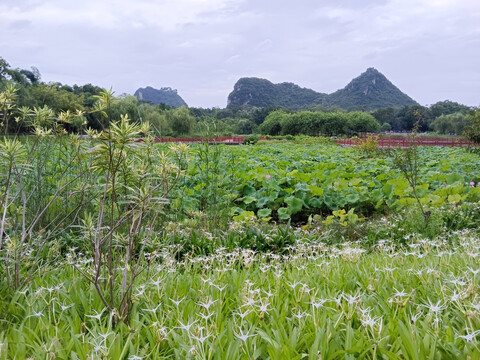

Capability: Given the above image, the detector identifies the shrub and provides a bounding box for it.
[243,135,260,145]
[357,135,379,155]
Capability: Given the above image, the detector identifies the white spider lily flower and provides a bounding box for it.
[410,310,423,324]
[197,312,214,321]
[361,314,383,329]
[449,290,464,302]
[141,303,161,313]
[26,311,44,319]
[262,289,274,298]
[286,280,301,290]
[192,333,211,344]
[422,299,446,314]
[211,283,227,292]
[292,309,310,320]
[85,308,106,321]
[176,319,197,332]
[257,302,271,313]
[197,298,218,311]
[57,302,74,311]
[233,309,252,319]
[456,328,480,342]
[234,328,256,342]
[170,297,185,307]
[466,267,480,276]
[309,298,329,309]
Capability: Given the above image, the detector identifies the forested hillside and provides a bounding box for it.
[227,77,327,109]
[228,68,417,110]
[328,68,417,110]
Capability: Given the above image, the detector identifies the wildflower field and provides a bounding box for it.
[1,120,480,359]
[2,231,480,359]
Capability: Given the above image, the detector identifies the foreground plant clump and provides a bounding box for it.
[1,229,480,359]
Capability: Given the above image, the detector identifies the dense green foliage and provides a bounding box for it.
[372,100,472,133]
[258,110,380,136]
[431,112,470,135]
[134,86,188,107]
[463,109,480,145]
[430,100,471,118]
[211,144,480,223]
[1,134,479,244]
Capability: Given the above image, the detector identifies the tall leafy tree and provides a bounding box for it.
[431,113,470,135]
[463,109,480,145]
[168,106,195,136]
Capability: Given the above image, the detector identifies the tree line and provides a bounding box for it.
[371,101,472,134]
[258,110,380,136]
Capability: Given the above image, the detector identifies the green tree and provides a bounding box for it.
[110,95,143,123]
[144,105,171,137]
[430,100,470,118]
[322,112,348,136]
[380,122,391,132]
[346,111,380,133]
[463,109,480,145]
[251,107,274,125]
[396,105,432,132]
[258,110,288,135]
[29,84,85,113]
[431,113,470,135]
[371,107,395,127]
[281,112,305,135]
[19,67,41,85]
[168,106,195,136]
[220,117,253,135]
[0,57,11,81]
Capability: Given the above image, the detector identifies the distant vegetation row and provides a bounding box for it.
[258,110,380,136]
[0,56,478,139]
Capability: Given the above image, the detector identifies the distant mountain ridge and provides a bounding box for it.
[227,78,328,109]
[134,86,187,107]
[227,68,417,110]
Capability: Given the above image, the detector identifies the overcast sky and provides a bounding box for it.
[1,0,479,108]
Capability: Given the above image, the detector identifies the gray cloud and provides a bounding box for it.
[1,0,479,107]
